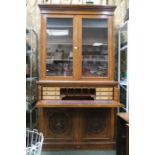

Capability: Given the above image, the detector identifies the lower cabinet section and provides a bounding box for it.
[38,108,116,150]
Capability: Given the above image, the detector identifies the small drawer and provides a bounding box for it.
[96,96,113,100]
[43,87,60,91]
[42,96,60,100]
[55,91,60,95]
[43,91,60,96]
[96,92,113,95]
[96,87,113,92]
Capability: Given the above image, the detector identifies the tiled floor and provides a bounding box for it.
[41,150,116,155]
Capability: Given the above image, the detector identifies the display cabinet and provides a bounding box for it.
[118,21,128,112]
[37,4,122,150]
[26,29,38,129]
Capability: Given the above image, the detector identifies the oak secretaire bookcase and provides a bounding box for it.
[36,4,122,150]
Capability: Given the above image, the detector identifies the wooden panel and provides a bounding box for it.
[44,109,76,142]
[73,15,80,80]
[40,15,46,79]
[108,16,114,80]
[80,109,113,141]
[39,108,116,150]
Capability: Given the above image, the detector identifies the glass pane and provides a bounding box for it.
[120,86,127,111]
[120,24,128,82]
[82,19,108,77]
[120,51,127,81]
[46,18,73,76]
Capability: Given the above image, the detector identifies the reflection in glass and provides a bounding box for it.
[82,19,108,77]
[46,18,73,76]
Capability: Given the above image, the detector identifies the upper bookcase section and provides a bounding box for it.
[39,4,116,81]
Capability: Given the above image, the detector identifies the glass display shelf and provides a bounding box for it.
[118,21,128,112]
[26,28,38,129]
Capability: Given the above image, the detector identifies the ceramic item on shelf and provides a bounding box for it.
[27,0,38,7]
[54,50,63,60]
[43,0,51,4]
[83,0,101,5]
[83,0,93,4]
[69,51,73,58]
[63,51,68,59]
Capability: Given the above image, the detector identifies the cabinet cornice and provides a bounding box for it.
[39,4,116,15]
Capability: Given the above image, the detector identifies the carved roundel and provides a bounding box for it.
[49,112,70,134]
[86,111,106,134]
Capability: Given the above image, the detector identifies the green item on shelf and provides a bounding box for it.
[86,0,94,4]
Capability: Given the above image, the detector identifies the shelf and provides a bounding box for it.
[83,43,108,46]
[47,26,73,29]
[120,21,128,31]
[117,112,129,123]
[119,81,127,91]
[26,77,38,81]
[120,45,128,51]
[26,50,36,55]
[120,81,127,86]
[47,42,73,45]
[83,26,108,29]
[83,59,107,62]
[46,59,73,64]
[120,85,127,91]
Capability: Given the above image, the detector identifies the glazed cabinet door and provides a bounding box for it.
[79,16,114,80]
[40,15,114,80]
[41,15,78,80]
